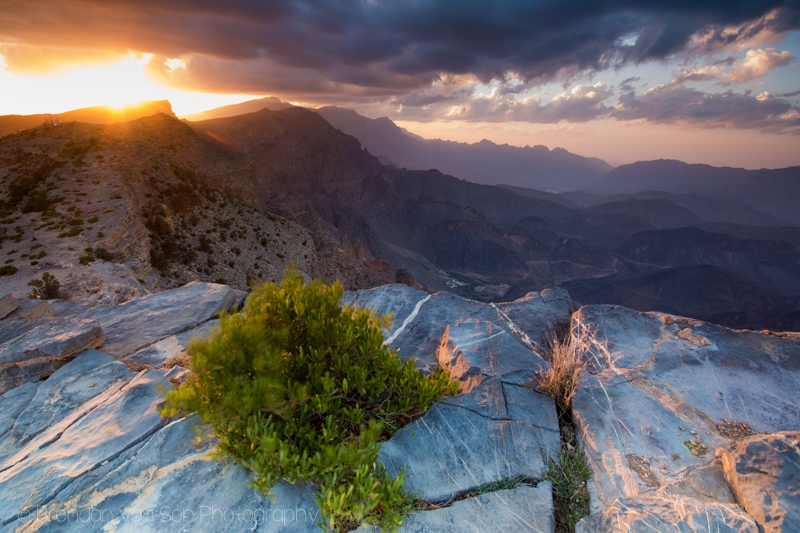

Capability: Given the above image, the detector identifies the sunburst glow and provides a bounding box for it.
[0,53,257,117]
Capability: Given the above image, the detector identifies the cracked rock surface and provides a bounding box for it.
[0,282,568,532]
[573,304,800,532]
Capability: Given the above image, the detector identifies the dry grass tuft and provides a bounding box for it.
[535,326,588,417]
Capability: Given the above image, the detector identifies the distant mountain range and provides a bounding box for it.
[587,159,800,225]
[182,97,612,192]
[315,106,613,192]
[0,100,175,138]
[181,97,293,121]
[3,99,799,330]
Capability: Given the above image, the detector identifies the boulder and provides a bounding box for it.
[344,284,570,378]
[722,432,800,533]
[437,319,549,392]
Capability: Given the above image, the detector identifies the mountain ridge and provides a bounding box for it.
[2,104,799,331]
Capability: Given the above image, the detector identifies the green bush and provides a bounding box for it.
[27,272,65,299]
[162,272,457,531]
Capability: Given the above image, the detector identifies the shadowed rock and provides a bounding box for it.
[0,295,18,320]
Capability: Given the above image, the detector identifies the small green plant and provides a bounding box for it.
[162,272,457,531]
[543,448,592,533]
[27,271,65,299]
[0,265,17,276]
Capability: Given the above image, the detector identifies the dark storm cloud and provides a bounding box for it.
[0,0,798,96]
[614,82,800,132]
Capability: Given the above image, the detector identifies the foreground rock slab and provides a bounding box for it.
[0,370,168,527]
[0,282,564,532]
[75,281,245,357]
[0,318,104,394]
[572,304,800,531]
[379,376,560,503]
[385,483,554,533]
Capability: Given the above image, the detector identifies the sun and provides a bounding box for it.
[0,53,260,117]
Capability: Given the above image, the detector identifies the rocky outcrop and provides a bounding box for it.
[0,281,569,532]
[2,279,799,532]
[572,304,800,532]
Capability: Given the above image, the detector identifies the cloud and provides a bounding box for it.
[613,81,800,133]
[0,0,798,98]
[726,47,794,83]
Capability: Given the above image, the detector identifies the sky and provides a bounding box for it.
[1,0,799,169]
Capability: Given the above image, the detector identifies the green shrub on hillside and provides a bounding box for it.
[162,271,457,532]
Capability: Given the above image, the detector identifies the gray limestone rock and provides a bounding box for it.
[342,283,430,340]
[0,370,168,527]
[437,319,549,392]
[398,483,554,533]
[5,299,53,321]
[722,431,800,533]
[11,349,133,445]
[0,381,38,449]
[15,416,321,533]
[571,304,800,529]
[0,318,104,394]
[344,285,569,378]
[75,282,245,357]
[576,495,759,532]
[125,319,219,367]
[494,287,573,348]
[379,377,559,503]
[0,282,568,532]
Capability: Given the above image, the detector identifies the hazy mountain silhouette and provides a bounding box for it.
[182,97,293,122]
[315,106,612,192]
[590,159,800,225]
[0,101,176,137]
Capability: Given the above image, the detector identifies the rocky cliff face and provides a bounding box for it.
[0,277,797,532]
